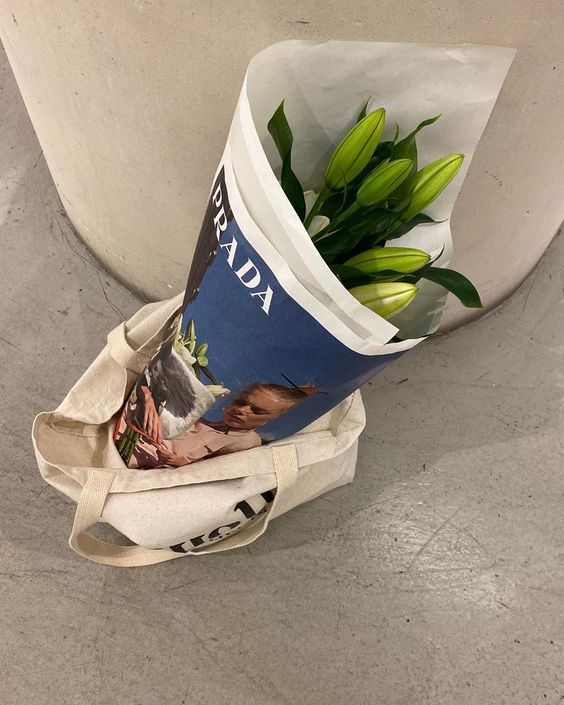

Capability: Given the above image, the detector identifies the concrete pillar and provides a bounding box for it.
[0,1,562,329]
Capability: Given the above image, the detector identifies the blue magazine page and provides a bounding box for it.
[114,157,416,469]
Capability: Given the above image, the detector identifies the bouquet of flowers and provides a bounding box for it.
[113,40,515,470]
[267,100,482,323]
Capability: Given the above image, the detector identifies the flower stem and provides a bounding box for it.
[303,184,332,229]
[311,201,362,243]
[330,201,360,229]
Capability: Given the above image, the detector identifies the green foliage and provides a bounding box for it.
[266,98,480,319]
[267,101,306,220]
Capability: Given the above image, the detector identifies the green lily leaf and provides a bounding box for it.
[429,245,446,266]
[317,206,391,240]
[322,177,353,222]
[385,212,443,240]
[317,212,396,262]
[390,114,442,202]
[267,101,306,220]
[374,141,395,161]
[419,266,482,308]
[315,227,367,259]
[195,342,208,357]
[318,192,344,220]
[393,114,441,166]
[356,97,371,122]
[358,141,395,178]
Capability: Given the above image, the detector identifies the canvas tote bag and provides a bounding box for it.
[32,293,366,567]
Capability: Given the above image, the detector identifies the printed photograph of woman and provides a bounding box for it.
[117,381,318,469]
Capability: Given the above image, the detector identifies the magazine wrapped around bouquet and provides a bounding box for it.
[114,40,515,471]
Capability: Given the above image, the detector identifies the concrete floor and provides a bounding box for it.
[1,46,563,705]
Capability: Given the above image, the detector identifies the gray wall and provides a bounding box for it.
[0,1,562,329]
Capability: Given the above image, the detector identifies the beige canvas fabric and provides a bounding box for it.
[32,294,366,567]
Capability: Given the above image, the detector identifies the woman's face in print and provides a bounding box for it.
[223,388,296,430]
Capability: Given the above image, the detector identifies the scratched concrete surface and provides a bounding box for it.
[1,45,563,705]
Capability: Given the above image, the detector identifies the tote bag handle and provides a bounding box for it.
[107,322,151,374]
[68,443,299,567]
